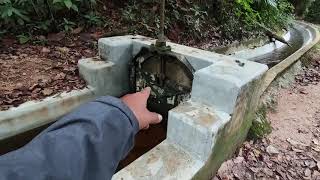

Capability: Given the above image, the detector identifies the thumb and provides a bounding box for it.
[146,111,163,124]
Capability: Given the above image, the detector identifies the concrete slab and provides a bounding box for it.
[78,57,129,97]
[191,58,268,114]
[113,140,204,180]
[167,101,230,161]
[0,88,95,140]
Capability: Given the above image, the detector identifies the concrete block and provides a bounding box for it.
[113,140,204,180]
[191,58,268,114]
[0,88,95,140]
[98,36,133,63]
[78,58,129,97]
[167,101,230,161]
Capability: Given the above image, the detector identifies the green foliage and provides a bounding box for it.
[0,0,30,26]
[305,0,320,24]
[248,105,272,139]
[235,0,294,30]
[83,11,104,27]
[121,0,208,39]
[59,18,76,32]
[0,0,294,44]
[0,0,103,33]
[16,33,31,44]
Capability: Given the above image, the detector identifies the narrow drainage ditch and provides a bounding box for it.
[0,23,312,172]
[251,26,304,67]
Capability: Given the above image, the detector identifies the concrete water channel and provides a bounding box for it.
[0,21,319,179]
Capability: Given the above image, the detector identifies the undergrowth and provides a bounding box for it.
[0,0,295,45]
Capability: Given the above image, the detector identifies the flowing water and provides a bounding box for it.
[249,27,304,67]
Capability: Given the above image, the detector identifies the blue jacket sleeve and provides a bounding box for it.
[0,96,139,180]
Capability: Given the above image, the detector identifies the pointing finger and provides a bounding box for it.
[146,112,163,124]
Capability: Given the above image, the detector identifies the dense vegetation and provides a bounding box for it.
[0,0,299,45]
[305,0,320,24]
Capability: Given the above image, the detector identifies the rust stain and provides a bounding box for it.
[198,112,216,127]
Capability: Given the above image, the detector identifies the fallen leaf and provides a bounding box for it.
[41,47,50,53]
[312,147,320,152]
[233,157,244,164]
[32,88,41,94]
[42,88,53,96]
[313,170,320,179]
[312,139,320,145]
[54,73,66,80]
[304,168,311,177]
[292,147,304,153]
[266,145,280,154]
[287,138,308,147]
[29,83,39,91]
[56,47,70,54]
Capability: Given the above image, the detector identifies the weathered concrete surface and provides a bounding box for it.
[226,31,290,59]
[0,88,95,140]
[0,37,139,140]
[191,59,267,114]
[193,78,263,179]
[78,57,129,97]
[167,101,230,161]
[2,20,319,179]
[113,140,204,180]
[213,36,269,55]
[110,36,268,179]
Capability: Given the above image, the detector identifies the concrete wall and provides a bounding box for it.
[107,36,268,179]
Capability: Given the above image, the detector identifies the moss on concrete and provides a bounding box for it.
[248,105,272,140]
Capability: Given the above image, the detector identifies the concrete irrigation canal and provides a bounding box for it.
[0,21,319,179]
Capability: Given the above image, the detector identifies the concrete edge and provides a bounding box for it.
[0,87,96,140]
[260,21,320,93]
[113,140,205,180]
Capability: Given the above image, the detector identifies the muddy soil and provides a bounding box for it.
[214,59,320,180]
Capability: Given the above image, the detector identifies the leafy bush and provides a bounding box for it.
[0,0,102,33]
[121,0,208,39]
[0,0,294,44]
[235,0,294,30]
[305,0,320,24]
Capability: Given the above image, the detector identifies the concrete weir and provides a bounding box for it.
[90,36,268,179]
[0,21,319,179]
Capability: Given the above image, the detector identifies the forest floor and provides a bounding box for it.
[0,32,98,110]
[214,55,320,179]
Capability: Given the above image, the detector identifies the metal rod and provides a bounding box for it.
[159,0,165,42]
[156,0,166,47]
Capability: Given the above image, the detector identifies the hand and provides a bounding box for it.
[121,87,163,130]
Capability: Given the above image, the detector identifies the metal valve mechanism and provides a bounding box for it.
[129,0,195,118]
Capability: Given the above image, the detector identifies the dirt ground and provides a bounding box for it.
[0,33,98,110]
[214,60,320,179]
